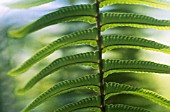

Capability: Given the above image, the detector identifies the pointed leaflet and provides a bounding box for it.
[105,104,151,112]
[17,51,99,92]
[101,12,170,31]
[105,82,170,109]
[103,59,170,77]
[3,0,54,8]
[100,0,170,10]
[8,28,98,75]
[102,34,170,54]
[54,96,100,112]
[9,4,96,38]
[21,74,99,112]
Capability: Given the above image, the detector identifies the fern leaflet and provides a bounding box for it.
[54,96,100,112]
[16,51,99,92]
[101,12,170,31]
[9,4,96,38]
[102,34,170,54]
[103,59,170,77]
[105,82,170,109]
[105,104,151,112]
[21,74,99,112]
[8,28,97,75]
[101,12,170,26]
[100,0,170,9]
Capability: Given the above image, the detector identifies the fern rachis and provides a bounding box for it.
[8,0,170,112]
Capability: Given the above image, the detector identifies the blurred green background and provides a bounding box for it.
[0,0,170,112]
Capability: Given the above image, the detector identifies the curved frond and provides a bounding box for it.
[105,82,170,109]
[105,104,151,112]
[102,34,170,54]
[9,4,96,38]
[100,0,170,10]
[54,96,100,112]
[3,0,54,8]
[8,28,98,75]
[21,74,100,112]
[17,51,99,92]
[103,59,170,77]
[101,12,170,31]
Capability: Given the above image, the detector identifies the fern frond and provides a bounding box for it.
[54,96,100,112]
[9,4,96,38]
[8,28,97,75]
[4,0,54,8]
[105,104,151,112]
[21,74,99,112]
[103,59,170,77]
[102,34,170,54]
[101,12,170,31]
[100,0,170,10]
[16,51,99,92]
[105,82,170,109]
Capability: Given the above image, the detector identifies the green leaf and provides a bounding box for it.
[102,34,170,54]
[101,12,170,31]
[100,0,170,10]
[59,16,96,24]
[16,51,99,92]
[9,4,96,38]
[87,108,101,112]
[21,74,100,112]
[54,96,100,112]
[103,59,170,77]
[3,0,54,8]
[105,82,170,109]
[105,104,151,112]
[68,107,101,112]
[8,28,98,75]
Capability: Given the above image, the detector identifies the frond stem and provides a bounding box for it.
[95,0,105,112]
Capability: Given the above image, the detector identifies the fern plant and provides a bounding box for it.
[8,0,170,112]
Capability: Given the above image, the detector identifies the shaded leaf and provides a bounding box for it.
[54,96,100,112]
[21,74,100,112]
[103,59,170,77]
[100,0,170,10]
[8,28,97,75]
[102,34,170,54]
[16,51,99,92]
[9,4,96,38]
[105,104,151,112]
[101,12,170,31]
[105,82,170,109]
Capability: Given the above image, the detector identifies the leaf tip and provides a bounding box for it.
[8,68,25,76]
[16,88,27,95]
[162,48,170,54]
[8,29,25,38]
[8,69,18,76]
